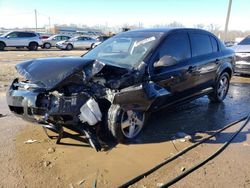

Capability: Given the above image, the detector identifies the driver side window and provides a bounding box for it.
[156,33,191,64]
[153,33,191,74]
[7,32,18,38]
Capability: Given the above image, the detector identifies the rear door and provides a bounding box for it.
[188,32,220,89]
[18,32,36,46]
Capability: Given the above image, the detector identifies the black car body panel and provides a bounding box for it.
[6,28,235,150]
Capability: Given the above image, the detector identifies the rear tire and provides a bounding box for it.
[208,72,230,103]
[28,42,38,51]
[0,42,5,51]
[107,104,146,143]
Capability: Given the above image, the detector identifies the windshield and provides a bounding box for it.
[1,31,11,37]
[48,35,57,40]
[82,31,163,69]
[238,36,250,45]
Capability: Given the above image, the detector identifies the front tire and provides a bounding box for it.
[91,43,96,49]
[66,44,73,50]
[0,42,5,51]
[43,43,51,49]
[208,72,230,102]
[107,105,146,143]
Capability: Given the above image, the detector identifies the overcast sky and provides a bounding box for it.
[0,0,249,31]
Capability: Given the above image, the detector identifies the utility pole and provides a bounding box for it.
[224,0,232,41]
[34,9,37,31]
[48,16,51,33]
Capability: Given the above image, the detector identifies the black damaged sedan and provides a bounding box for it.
[6,28,235,151]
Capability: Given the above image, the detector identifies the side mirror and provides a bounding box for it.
[154,55,178,68]
[6,36,10,39]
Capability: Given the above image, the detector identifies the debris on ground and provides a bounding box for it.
[184,135,192,141]
[77,179,85,185]
[43,161,51,167]
[24,139,37,144]
[47,147,56,154]
[156,182,164,187]
[181,167,186,172]
[176,132,192,142]
[177,132,187,137]
[69,183,74,188]
[0,113,7,118]
[179,138,186,142]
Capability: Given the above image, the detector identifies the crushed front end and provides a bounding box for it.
[6,77,104,151]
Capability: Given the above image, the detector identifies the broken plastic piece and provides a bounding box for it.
[24,139,37,144]
[79,98,102,125]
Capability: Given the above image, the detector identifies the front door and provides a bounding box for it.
[148,32,196,110]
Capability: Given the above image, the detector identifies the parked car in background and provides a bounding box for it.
[0,31,42,51]
[92,35,110,48]
[231,36,250,75]
[42,34,71,49]
[56,36,98,50]
[224,41,237,47]
[6,28,235,151]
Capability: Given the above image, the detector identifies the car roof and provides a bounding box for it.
[10,30,37,33]
[125,28,213,35]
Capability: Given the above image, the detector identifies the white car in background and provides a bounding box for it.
[231,36,250,75]
[42,34,71,49]
[56,36,98,50]
[0,31,43,51]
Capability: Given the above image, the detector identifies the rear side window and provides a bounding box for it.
[210,36,219,52]
[157,33,191,61]
[18,32,36,38]
[190,33,212,56]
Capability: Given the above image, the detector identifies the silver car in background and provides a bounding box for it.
[231,36,250,75]
[0,31,43,51]
[42,34,71,49]
[56,36,98,50]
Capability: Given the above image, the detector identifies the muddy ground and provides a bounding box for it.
[0,49,249,188]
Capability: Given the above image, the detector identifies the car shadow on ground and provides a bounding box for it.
[130,83,250,147]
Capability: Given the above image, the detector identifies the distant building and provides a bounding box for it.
[49,25,104,37]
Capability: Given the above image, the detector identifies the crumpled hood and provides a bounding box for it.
[16,57,95,90]
[231,45,250,53]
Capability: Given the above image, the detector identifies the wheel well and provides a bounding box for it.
[0,41,6,46]
[221,68,232,78]
[29,41,38,46]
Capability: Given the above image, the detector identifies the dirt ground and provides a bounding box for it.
[0,49,249,188]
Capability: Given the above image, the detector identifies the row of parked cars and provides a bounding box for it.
[0,31,109,51]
